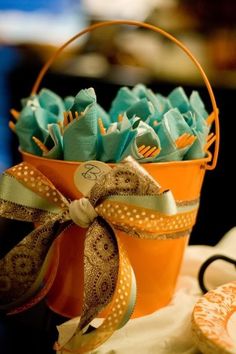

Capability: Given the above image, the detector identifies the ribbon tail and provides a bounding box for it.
[55,218,137,354]
[0,217,70,311]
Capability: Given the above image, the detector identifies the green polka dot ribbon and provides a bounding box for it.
[0,157,199,353]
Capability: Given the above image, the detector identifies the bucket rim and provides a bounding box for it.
[19,147,212,168]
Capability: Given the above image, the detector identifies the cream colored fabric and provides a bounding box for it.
[90,227,236,354]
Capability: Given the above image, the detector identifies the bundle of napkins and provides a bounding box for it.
[13,84,213,163]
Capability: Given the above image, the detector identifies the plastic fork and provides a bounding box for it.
[118,114,123,122]
[32,136,49,153]
[138,145,161,158]
[63,111,80,127]
[175,133,196,149]
[8,108,20,133]
[98,117,106,135]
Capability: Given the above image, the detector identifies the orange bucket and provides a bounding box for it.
[21,151,212,318]
[20,20,219,319]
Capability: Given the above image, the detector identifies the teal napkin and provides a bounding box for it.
[168,87,190,114]
[184,91,210,160]
[120,118,161,162]
[43,123,63,160]
[156,94,172,115]
[14,84,212,164]
[38,88,65,118]
[16,89,65,155]
[96,103,111,128]
[190,91,208,120]
[70,87,96,113]
[15,104,60,155]
[154,108,194,161]
[70,87,111,126]
[184,114,210,160]
[183,111,196,128]
[64,96,75,111]
[63,88,98,161]
[133,84,162,117]
[99,114,137,162]
[15,105,42,155]
[109,87,138,122]
[126,98,154,121]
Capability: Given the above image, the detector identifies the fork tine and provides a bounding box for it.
[184,135,196,147]
[182,134,193,147]
[9,121,16,133]
[32,136,49,153]
[176,133,196,148]
[138,145,161,158]
[175,133,188,148]
[138,145,146,153]
[63,112,69,127]
[143,146,157,157]
[68,111,73,122]
[10,108,20,120]
[118,114,123,123]
[98,117,106,135]
[57,121,64,135]
[139,146,151,155]
[151,147,161,157]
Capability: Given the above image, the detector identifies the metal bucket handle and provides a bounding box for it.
[30,19,220,170]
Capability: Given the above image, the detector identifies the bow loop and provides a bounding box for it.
[0,157,199,354]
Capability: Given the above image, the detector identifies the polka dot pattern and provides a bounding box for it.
[8,163,68,209]
[4,162,199,354]
[96,200,198,237]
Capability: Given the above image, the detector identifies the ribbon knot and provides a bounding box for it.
[0,158,199,354]
[69,198,98,228]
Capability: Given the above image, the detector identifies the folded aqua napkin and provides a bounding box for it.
[168,87,190,114]
[126,98,154,121]
[14,84,212,164]
[38,88,65,118]
[184,114,210,160]
[63,88,98,161]
[64,96,75,111]
[120,118,161,162]
[190,91,208,120]
[133,84,163,119]
[99,114,137,162]
[43,123,63,160]
[16,89,65,155]
[109,87,138,122]
[154,108,194,161]
[15,105,60,155]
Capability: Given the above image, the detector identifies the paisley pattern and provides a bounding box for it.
[80,218,118,329]
[89,158,160,206]
[0,219,64,309]
[0,158,200,353]
[0,199,52,223]
[192,281,236,354]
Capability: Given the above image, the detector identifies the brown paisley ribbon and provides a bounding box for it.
[0,157,199,353]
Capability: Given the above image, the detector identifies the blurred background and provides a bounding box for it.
[0,0,236,244]
[0,0,235,246]
[0,1,235,353]
[0,0,236,248]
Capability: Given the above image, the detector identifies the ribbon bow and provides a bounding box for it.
[0,157,198,353]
